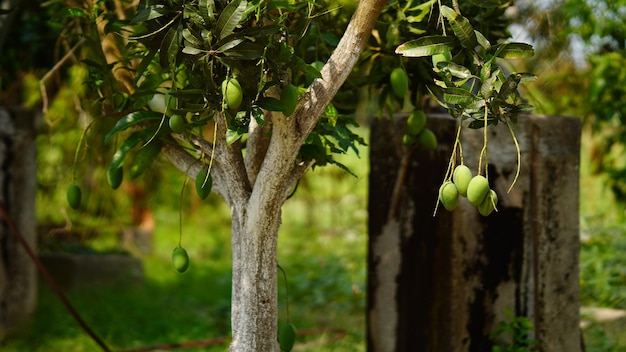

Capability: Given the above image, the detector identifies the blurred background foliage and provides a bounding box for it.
[1,0,626,350]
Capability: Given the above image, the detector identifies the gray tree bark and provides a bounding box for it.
[162,0,389,349]
[0,107,38,341]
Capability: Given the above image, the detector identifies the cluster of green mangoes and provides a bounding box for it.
[438,165,498,216]
[402,110,437,150]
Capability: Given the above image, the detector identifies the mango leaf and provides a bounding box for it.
[132,49,158,84]
[492,42,535,59]
[199,0,216,22]
[251,106,265,126]
[218,41,263,60]
[109,131,143,170]
[226,129,244,145]
[66,7,86,18]
[396,36,458,57]
[495,74,521,102]
[437,62,472,80]
[256,97,284,112]
[443,87,476,106]
[104,111,163,143]
[216,0,247,40]
[475,30,491,50]
[440,6,477,49]
[322,103,338,127]
[159,25,181,69]
[518,72,537,83]
[216,38,246,53]
[131,6,172,23]
[108,124,161,170]
[182,28,203,48]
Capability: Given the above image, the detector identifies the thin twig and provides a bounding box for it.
[40,38,85,115]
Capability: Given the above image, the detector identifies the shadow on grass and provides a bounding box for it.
[2,258,233,352]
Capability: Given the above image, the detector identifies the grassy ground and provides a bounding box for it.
[3,126,626,351]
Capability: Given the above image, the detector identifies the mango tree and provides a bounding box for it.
[62,0,534,350]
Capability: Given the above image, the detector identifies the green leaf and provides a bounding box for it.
[225,128,244,145]
[322,103,338,126]
[182,28,203,48]
[256,97,284,112]
[441,6,477,49]
[437,62,472,80]
[251,106,265,126]
[475,30,491,50]
[443,87,476,105]
[396,36,458,57]
[108,127,159,170]
[66,8,86,18]
[160,25,181,69]
[216,38,246,53]
[216,0,248,40]
[495,74,521,101]
[104,111,163,143]
[199,0,216,22]
[219,41,263,60]
[131,7,172,23]
[492,42,535,59]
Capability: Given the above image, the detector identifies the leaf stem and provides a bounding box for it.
[505,118,521,193]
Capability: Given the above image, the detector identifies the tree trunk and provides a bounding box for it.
[229,203,281,352]
[161,1,389,349]
[0,107,38,341]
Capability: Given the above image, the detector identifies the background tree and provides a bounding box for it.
[57,0,533,350]
[513,0,626,203]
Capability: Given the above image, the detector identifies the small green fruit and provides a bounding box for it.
[439,181,459,211]
[67,184,82,210]
[280,84,299,117]
[278,323,297,352]
[418,129,438,150]
[402,133,416,146]
[169,114,186,133]
[222,78,243,110]
[478,189,498,216]
[172,246,189,273]
[452,165,472,197]
[407,110,427,136]
[467,175,490,206]
[107,166,123,190]
[389,68,409,98]
[195,169,212,200]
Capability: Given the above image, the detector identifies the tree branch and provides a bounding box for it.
[244,115,271,188]
[291,0,388,140]
[248,0,388,209]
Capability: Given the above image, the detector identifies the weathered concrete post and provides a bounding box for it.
[0,107,38,340]
[368,114,581,352]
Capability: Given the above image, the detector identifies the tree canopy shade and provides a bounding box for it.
[52,0,535,350]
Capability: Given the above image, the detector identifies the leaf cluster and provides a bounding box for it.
[490,310,538,352]
[394,3,536,127]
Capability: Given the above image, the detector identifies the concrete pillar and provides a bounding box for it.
[0,107,38,340]
[368,114,581,352]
